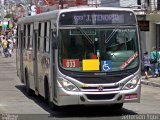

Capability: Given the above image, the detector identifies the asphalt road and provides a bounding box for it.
[0,52,160,120]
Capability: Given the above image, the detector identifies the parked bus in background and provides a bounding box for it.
[16,7,141,109]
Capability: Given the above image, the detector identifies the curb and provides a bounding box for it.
[141,79,160,88]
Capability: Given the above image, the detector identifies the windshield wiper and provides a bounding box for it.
[105,25,119,44]
[76,27,94,45]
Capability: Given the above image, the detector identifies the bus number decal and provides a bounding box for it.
[63,59,79,68]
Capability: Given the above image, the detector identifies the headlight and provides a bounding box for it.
[122,76,140,90]
[58,77,79,91]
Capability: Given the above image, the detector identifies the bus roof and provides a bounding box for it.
[17,6,135,24]
[62,6,134,12]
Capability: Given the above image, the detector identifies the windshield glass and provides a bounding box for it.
[58,27,139,72]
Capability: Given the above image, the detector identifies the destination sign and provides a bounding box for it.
[73,14,122,24]
[59,11,136,25]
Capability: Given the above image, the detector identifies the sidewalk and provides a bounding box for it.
[0,50,16,63]
[141,75,160,87]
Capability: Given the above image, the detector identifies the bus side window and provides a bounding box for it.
[46,22,50,52]
[17,26,19,48]
[40,22,45,52]
[29,24,33,49]
[23,25,26,49]
[27,24,30,49]
[44,22,50,52]
[44,22,47,52]
[38,23,41,51]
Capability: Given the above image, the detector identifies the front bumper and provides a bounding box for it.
[55,84,141,106]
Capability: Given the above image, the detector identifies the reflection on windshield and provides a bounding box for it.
[59,27,138,72]
[76,27,94,45]
[105,25,119,44]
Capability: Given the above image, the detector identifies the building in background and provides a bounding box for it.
[100,0,139,7]
[101,0,120,7]
[35,0,87,13]
[120,0,137,7]
[88,0,101,6]
[135,0,160,54]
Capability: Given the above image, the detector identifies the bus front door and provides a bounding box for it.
[33,30,38,95]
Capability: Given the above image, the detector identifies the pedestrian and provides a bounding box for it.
[158,47,160,76]
[150,46,159,78]
[143,52,150,79]
[7,38,13,57]
[1,37,8,57]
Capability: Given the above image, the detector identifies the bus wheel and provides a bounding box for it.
[25,70,33,96]
[112,103,123,109]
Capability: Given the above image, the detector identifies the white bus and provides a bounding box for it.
[16,7,141,109]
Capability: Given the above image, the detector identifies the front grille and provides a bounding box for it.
[81,86,119,90]
[85,94,116,100]
[75,76,123,84]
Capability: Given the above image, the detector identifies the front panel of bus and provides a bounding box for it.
[55,10,141,106]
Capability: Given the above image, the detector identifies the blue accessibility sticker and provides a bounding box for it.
[101,60,112,72]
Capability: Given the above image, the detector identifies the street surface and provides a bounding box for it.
[0,52,160,120]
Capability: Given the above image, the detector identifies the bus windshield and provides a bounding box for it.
[59,27,139,72]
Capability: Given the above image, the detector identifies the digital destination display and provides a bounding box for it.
[73,14,123,24]
[59,11,136,25]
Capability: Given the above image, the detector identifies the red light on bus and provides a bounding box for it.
[124,93,137,100]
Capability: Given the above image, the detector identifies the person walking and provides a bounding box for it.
[1,37,8,57]
[143,52,150,79]
[158,47,160,76]
[7,38,13,57]
[150,47,159,78]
